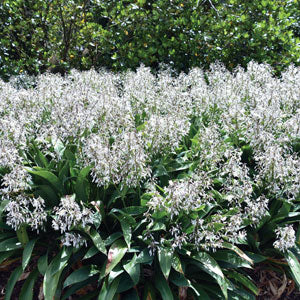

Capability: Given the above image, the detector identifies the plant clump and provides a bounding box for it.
[0,62,299,299]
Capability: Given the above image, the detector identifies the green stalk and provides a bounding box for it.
[16,224,29,247]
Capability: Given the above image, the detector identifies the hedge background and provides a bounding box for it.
[1,0,300,80]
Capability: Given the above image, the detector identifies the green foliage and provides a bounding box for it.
[0,137,258,299]
[1,0,300,80]
[0,64,299,298]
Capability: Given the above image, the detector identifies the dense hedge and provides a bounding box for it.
[1,0,300,80]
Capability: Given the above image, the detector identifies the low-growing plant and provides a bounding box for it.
[0,62,299,299]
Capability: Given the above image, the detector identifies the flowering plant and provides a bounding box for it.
[0,63,299,299]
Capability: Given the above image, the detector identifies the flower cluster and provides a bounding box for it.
[52,194,93,233]
[4,194,47,232]
[0,62,299,252]
[274,225,296,252]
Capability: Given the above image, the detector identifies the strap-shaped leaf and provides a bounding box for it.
[0,237,22,252]
[83,246,98,260]
[75,166,91,202]
[104,232,123,246]
[123,254,140,285]
[285,250,300,289]
[222,242,253,265]
[122,206,147,215]
[35,184,59,206]
[4,265,23,300]
[225,270,259,296]
[171,253,184,274]
[43,247,72,300]
[62,277,98,300]
[154,271,174,300]
[86,228,107,255]
[98,277,120,300]
[22,238,37,270]
[63,265,98,288]
[189,283,210,300]
[38,253,48,275]
[105,239,128,277]
[158,247,173,279]
[136,248,153,264]
[32,143,49,168]
[19,268,39,300]
[0,251,16,265]
[27,169,63,194]
[143,282,156,300]
[0,199,9,222]
[192,252,228,299]
[212,250,252,269]
[120,217,132,248]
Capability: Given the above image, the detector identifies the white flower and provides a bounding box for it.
[274,225,296,252]
[62,232,87,248]
[5,194,47,232]
[52,194,93,233]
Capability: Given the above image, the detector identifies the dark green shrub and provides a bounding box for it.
[1,0,299,80]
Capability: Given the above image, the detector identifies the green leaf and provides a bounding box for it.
[87,228,107,255]
[43,247,72,300]
[4,265,23,300]
[244,252,266,263]
[169,271,190,287]
[189,283,210,300]
[154,271,174,300]
[136,248,153,264]
[158,247,173,279]
[38,253,48,275]
[108,264,124,285]
[120,217,132,248]
[35,185,59,206]
[212,250,252,269]
[123,288,140,300]
[148,221,166,232]
[123,254,140,285]
[75,166,91,202]
[32,144,49,168]
[226,270,259,296]
[0,199,10,222]
[0,237,22,252]
[64,265,98,288]
[0,232,15,241]
[0,251,16,265]
[22,239,37,270]
[93,211,102,230]
[122,206,147,215]
[222,242,253,265]
[285,250,300,289]
[105,239,128,276]
[19,268,39,300]
[105,232,123,246]
[27,169,63,194]
[192,252,228,299]
[143,282,156,300]
[171,253,184,274]
[83,246,98,260]
[62,277,98,300]
[58,160,69,182]
[98,277,120,300]
[53,139,65,158]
